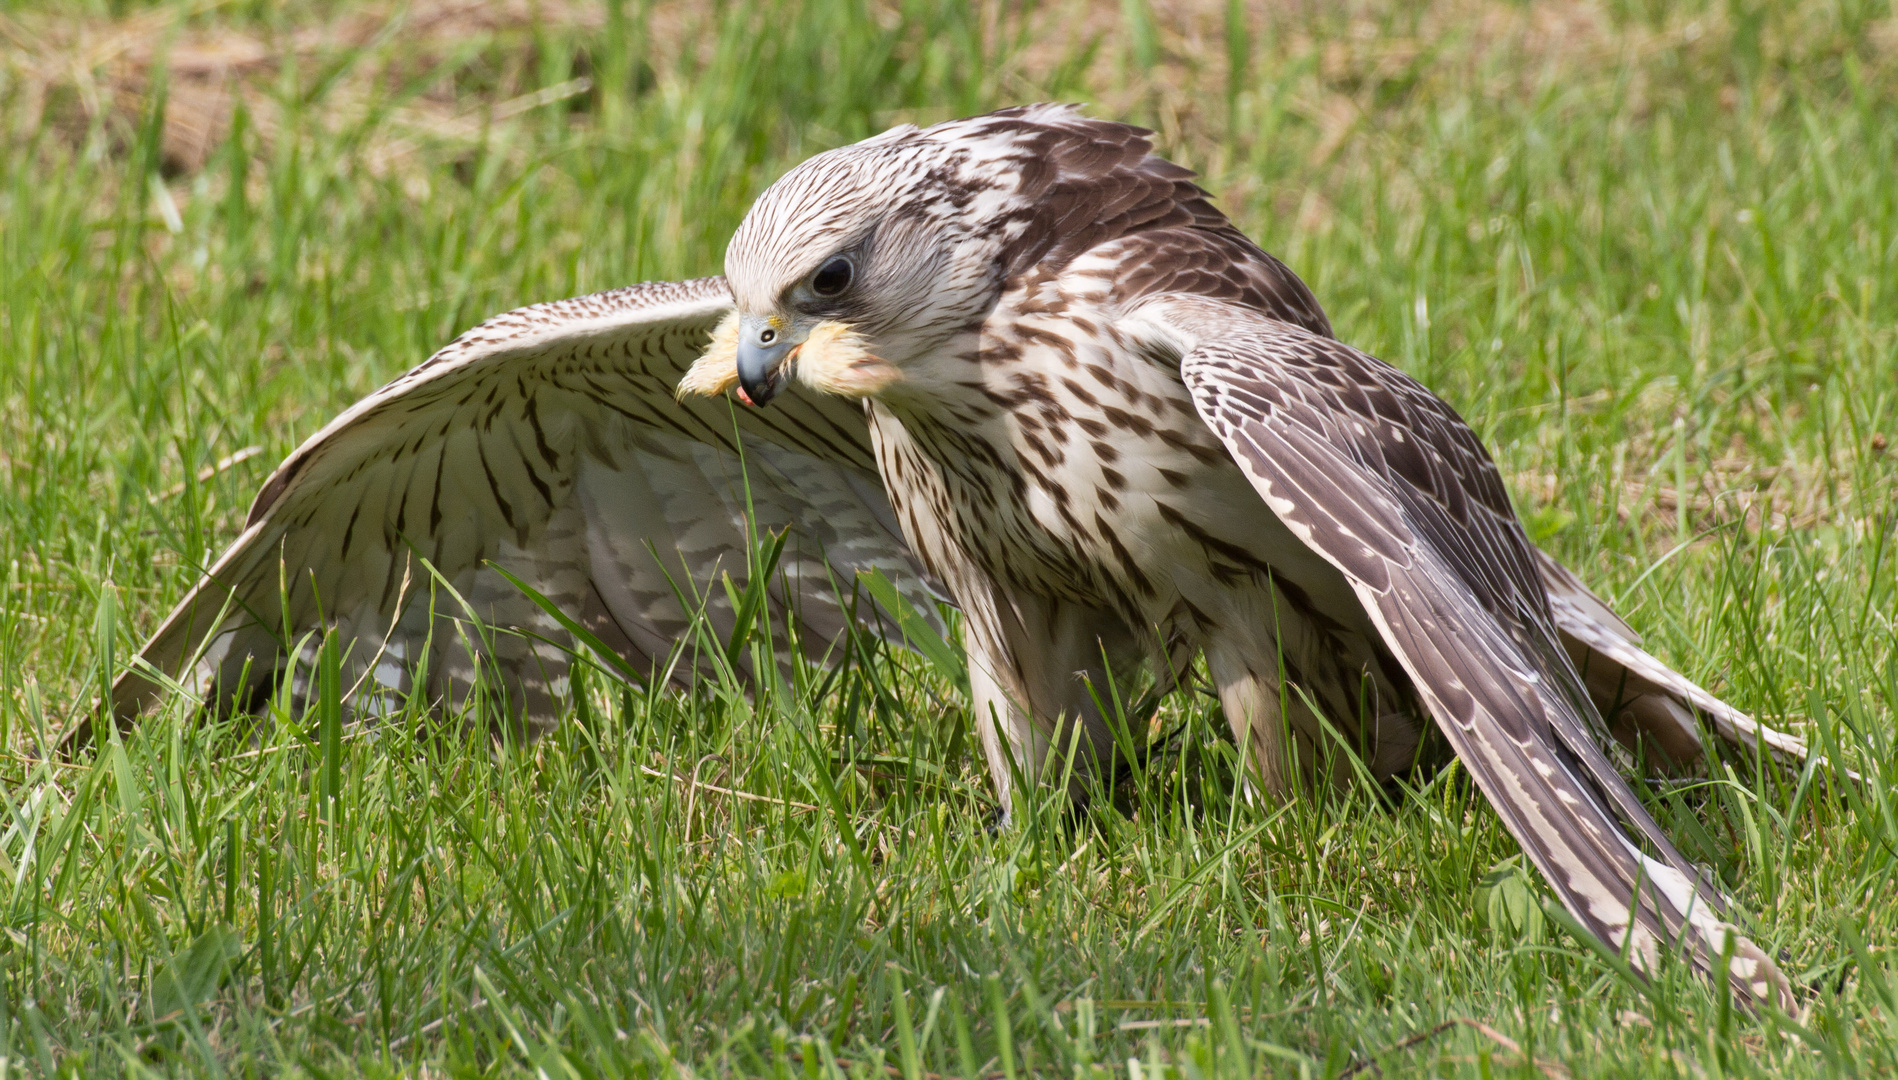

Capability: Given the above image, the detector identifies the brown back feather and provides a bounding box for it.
[976,107,1332,337]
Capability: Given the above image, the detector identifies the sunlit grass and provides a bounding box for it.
[0,0,1893,1075]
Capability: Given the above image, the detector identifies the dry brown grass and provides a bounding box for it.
[1,0,608,176]
[12,0,1898,183]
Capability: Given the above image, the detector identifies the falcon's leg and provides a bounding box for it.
[966,652,1037,810]
[1197,576,1425,799]
[1203,637,1319,800]
[963,591,1145,814]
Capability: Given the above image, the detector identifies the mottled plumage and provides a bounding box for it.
[92,105,1811,1009]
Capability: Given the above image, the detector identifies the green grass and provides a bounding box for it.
[2,0,1896,1075]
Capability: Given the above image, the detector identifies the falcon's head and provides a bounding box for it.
[680,117,1011,406]
[680,104,1134,406]
[677,104,1225,407]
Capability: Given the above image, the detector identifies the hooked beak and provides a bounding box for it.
[735,318,802,407]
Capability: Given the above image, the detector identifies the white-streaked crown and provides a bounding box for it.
[722,105,1093,357]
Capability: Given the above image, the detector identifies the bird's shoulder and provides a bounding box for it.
[1159,301,1549,629]
[939,110,1328,338]
[1082,228,1333,338]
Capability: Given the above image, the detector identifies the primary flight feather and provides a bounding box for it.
[91,105,1810,1009]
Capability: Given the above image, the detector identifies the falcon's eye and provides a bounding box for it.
[811,257,853,297]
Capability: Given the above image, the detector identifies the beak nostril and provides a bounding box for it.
[759,328,777,344]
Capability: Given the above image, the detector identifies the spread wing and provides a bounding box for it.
[76,277,937,747]
[1153,296,1793,1009]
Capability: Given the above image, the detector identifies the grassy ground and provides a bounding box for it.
[2,0,1895,1075]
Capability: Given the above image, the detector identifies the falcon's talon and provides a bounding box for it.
[99,105,1818,1014]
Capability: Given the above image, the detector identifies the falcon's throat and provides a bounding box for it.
[677,314,901,404]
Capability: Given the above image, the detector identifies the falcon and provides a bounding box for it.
[84,105,1809,1009]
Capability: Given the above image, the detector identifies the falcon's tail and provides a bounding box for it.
[1536,549,1825,774]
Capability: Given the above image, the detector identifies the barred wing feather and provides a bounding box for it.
[80,277,937,746]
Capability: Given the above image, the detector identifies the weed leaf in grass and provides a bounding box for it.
[152,924,244,1020]
[859,566,967,693]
